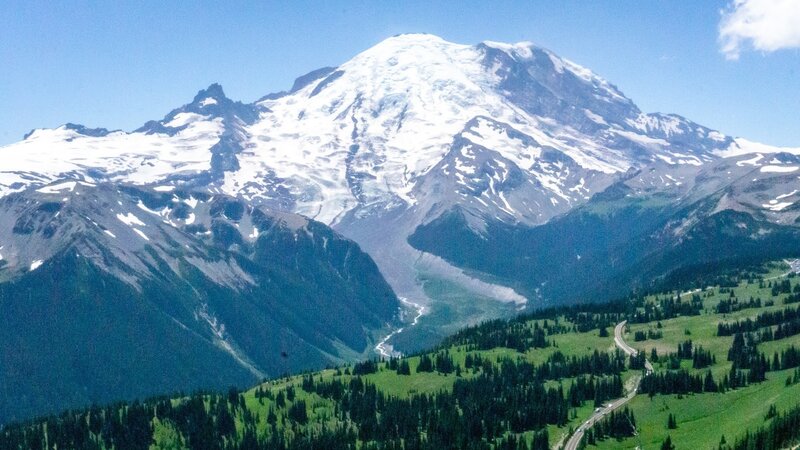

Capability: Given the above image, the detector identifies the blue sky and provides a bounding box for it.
[1,1,798,146]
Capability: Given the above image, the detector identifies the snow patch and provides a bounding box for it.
[656,154,675,164]
[776,190,798,200]
[482,40,534,59]
[132,228,150,241]
[763,201,794,211]
[761,165,798,173]
[717,138,800,158]
[184,197,199,209]
[165,112,206,128]
[199,97,218,107]
[613,130,669,147]
[116,212,146,226]
[708,131,727,142]
[737,154,764,166]
[584,109,607,125]
[137,201,168,216]
[35,180,95,194]
[36,181,76,193]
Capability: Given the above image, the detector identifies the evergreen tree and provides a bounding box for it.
[396,359,411,375]
[667,413,677,429]
[416,354,434,373]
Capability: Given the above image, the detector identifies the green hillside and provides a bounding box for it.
[4,261,800,449]
[0,189,401,425]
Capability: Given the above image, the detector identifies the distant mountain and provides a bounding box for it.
[1,33,800,415]
[6,35,791,221]
[0,183,397,424]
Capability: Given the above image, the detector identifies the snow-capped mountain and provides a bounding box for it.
[3,33,800,336]
[5,35,797,223]
[222,34,748,225]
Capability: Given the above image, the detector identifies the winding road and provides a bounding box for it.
[562,321,651,450]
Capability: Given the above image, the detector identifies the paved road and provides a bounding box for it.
[614,321,654,373]
[764,259,800,281]
[563,321,650,450]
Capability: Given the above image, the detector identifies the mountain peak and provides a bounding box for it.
[383,33,449,44]
[192,83,228,106]
[62,123,114,137]
[359,33,465,59]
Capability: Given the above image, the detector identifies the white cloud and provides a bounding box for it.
[719,0,800,60]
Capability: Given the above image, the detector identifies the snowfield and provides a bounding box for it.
[0,34,791,228]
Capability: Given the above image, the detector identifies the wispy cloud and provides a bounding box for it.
[719,0,800,60]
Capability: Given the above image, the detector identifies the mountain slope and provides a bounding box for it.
[0,183,398,424]
[409,190,800,305]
